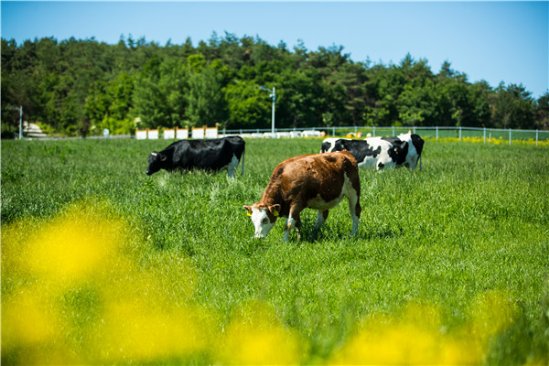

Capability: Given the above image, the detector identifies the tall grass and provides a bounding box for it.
[2,138,548,364]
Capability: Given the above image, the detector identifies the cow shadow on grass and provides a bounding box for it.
[294,216,405,243]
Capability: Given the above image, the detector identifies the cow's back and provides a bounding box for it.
[267,152,359,213]
[320,138,344,153]
[225,136,245,159]
[171,138,229,171]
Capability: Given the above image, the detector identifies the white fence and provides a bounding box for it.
[135,127,210,140]
[23,126,548,144]
[87,126,549,146]
[221,126,549,145]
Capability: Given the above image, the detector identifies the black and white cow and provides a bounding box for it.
[321,132,424,171]
[146,136,245,177]
[385,132,424,170]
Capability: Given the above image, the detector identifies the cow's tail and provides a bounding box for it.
[418,152,423,171]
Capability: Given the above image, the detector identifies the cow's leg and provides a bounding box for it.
[284,206,303,241]
[227,154,239,178]
[313,210,329,238]
[347,191,361,236]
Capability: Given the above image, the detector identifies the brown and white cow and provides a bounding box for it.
[243,151,361,241]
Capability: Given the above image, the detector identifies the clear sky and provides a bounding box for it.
[2,1,548,98]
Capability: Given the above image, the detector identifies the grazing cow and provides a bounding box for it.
[321,132,424,171]
[386,132,425,170]
[243,151,361,241]
[146,136,245,177]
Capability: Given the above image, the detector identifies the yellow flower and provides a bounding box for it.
[216,301,306,365]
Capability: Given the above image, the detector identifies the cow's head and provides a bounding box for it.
[243,204,281,238]
[146,152,167,175]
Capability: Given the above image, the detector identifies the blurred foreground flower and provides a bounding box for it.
[0,200,526,365]
[330,294,518,365]
[1,201,203,364]
[215,301,306,365]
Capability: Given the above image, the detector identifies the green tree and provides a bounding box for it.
[185,57,228,127]
[468,81,492,127]
[535,92,549,130]
[1,35,545,137]
[363,64,405,126]
[491,83,535,129]
[225,80,270,129]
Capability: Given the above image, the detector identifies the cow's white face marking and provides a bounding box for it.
[250,207,275,239]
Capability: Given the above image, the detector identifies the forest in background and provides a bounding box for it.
[2,33,548,137]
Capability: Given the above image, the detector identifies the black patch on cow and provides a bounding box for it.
[146,136,245,175]
[410,134,424,157]
[383,138,408,166]
[320,141,332,153]
[331,139,382,162]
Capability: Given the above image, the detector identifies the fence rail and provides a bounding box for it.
[19,126,549,145]
[221,126,549,145]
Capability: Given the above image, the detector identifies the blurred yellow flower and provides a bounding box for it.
[2,290,61,348]
[216,301,306,365]
[0,200,525,365]
[329,295,516,365]
[1,201,204,364]
[23,213,125,285]
[94,300,216,362]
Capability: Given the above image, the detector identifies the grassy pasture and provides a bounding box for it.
[1,137,548,364]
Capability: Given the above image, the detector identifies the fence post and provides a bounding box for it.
[459,127,462,141]
[483,128,486,144]
[392,126,395,136]
[509,129,512,145]
[373,126,376,137]
[536,129,539,146]
[435,126,438,141]
[332,127,335,136]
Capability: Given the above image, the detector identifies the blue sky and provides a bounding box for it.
[2,1,548,98]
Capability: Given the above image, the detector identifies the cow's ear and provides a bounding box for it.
[243,205,253,216]
[269,204,281,217]
[159,153,168,161]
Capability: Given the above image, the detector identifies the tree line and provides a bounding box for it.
[2,33,548,137]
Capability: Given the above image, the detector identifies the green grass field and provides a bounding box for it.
[2,138,548,365]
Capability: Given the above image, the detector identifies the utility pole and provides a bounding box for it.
[9,106,23,139]
[18,105,23,140]
[260,86,276,137]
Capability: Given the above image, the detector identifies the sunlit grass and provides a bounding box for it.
[2,138,548,364]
